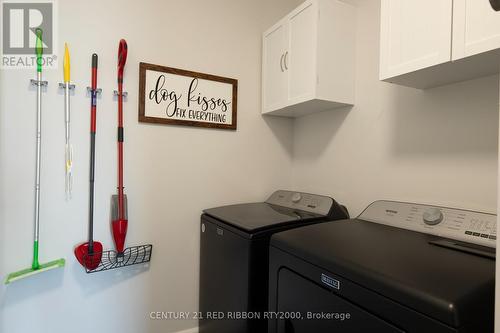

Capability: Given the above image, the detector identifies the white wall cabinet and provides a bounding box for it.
[379,0,453,80]
[453,0,500,59]
[262,0,355,117]
[380,0,500,89]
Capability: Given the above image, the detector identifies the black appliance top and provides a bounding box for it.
[270,218,495,328]
[203,190,348,235]
[204,202,322,234]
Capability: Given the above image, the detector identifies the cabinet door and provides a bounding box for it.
[262,21,288,113]
[379,0,453,80]
[287,1,317,104]
[452,0,500,60]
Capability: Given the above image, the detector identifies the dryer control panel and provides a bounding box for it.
[266,190,334,216]
[359,200,497,248]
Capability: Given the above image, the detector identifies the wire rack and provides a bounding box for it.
[83,244,153,273]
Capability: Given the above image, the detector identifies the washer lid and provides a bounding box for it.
[203,202,321,233]
[271,219,495,328]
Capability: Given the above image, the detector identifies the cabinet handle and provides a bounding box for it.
[280,53,284,72]
[284,51,289,70]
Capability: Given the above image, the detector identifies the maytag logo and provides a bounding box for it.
[321,273,340,290]
[1,0,58,69]
[386,209,398,214]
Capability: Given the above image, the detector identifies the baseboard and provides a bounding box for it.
[175,327,198,333]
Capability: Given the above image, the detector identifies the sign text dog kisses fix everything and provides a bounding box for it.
[140,63,238,130]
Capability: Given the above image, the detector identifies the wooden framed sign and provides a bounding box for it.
[139,62,237,130]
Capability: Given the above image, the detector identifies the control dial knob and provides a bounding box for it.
[291,192,302,203]
[423,208,443,225]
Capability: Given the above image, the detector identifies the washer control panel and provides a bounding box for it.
[359,200,496,248]
[266,190,334,216]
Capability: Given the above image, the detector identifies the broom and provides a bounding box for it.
[5,29,65,284]
[82,40,152,273]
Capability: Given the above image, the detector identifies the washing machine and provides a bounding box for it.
[268,200,495,333]
[199,190,349,333]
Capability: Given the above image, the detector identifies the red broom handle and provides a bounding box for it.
[91,54,97,133]
[118,86,124,220]
[117,40,127,220]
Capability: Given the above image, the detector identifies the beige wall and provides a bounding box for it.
[0,1,301,332]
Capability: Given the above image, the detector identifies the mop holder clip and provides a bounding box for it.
[86,86,102,95]
[30,79,48,87]
[58,82,76,90]
[113,90,128,98]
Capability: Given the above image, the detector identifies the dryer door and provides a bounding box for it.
[276,268,405,333]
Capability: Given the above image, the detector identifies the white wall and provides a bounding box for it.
[0,1,301,332]
[292,0,499,217]
[2,1,498,333]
